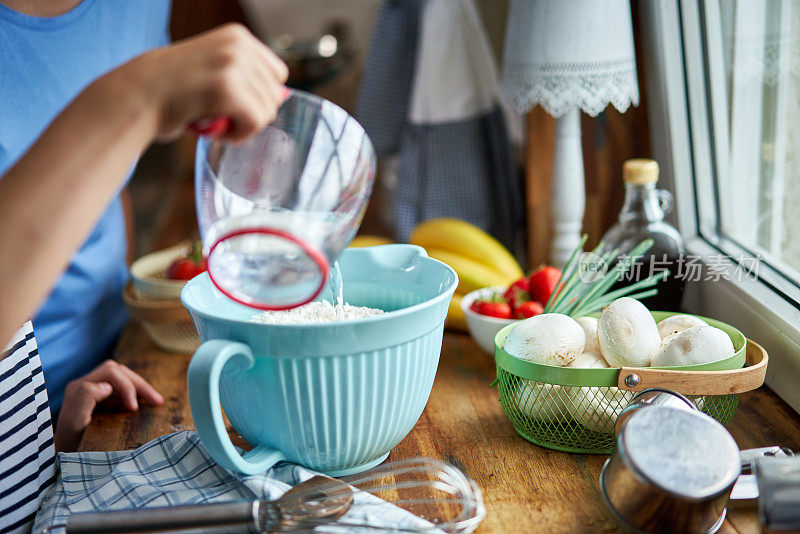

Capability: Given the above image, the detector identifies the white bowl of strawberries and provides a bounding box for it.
[461,266,561,354]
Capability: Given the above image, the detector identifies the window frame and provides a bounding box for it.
[641,0,800,412]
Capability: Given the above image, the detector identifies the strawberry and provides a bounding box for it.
[469,297,512,319]
[515,300,543,319]
[528,266,562,305]
[166,241,208,281]
[503,277,531,311]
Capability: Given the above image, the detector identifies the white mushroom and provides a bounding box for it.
[513,381,570,424]
[569,387,634,434]
[504,313,585,366]
[575,317,601,354]
[597,297,661,367]
[657,314,708,340]
[565,351,627,432]
[567,350,609,370]
[651,325,735,367]
[693,396,707,412]
[660,332,680,347]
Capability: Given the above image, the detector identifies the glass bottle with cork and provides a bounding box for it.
[600,159,685,311]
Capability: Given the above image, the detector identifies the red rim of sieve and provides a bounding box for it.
[206,226,329,311]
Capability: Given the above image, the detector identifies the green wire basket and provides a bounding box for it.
[493,312,762,454]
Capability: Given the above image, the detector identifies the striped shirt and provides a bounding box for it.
[0,322,56,534]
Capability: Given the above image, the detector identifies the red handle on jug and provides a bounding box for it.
[190,117,231,137]
[190,86,291,138]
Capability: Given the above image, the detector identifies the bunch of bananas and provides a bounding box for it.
[349,219,522,332]
[349,235,393,248]
[410,219,523,332]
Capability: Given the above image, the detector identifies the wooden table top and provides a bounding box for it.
[81,323,800,533]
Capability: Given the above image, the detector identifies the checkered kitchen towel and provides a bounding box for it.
[33,431,432,533]
[356,0,525,256]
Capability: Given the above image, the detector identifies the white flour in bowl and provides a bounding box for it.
[250,300,385,325]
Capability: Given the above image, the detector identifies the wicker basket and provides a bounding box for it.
[493,313,768,454]
[124,242,200,353]
[130,242,191,300]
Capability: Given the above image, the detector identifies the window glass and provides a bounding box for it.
[712,1,800,277]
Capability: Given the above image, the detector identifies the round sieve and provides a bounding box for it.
[206,226,329,310]
[195,88,376,311]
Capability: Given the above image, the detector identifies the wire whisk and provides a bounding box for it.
[277,456,486,532]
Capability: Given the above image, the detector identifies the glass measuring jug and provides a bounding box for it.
[195,89,376,310]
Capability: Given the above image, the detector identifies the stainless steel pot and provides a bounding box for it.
[600,405,740,534]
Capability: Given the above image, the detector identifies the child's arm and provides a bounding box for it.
[55,360,164,452]
[0,24,287,347]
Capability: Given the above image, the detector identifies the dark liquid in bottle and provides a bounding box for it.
[610,252,685,312]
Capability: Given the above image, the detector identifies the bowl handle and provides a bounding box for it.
[188,340,286,474]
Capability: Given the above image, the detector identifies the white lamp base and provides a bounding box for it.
[549,108,585,268]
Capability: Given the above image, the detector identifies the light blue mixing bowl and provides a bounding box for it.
[182,244,457,475]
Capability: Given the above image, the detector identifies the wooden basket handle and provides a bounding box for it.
[123,284,193,324]
[617,339,768,396]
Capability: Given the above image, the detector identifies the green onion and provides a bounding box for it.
[564,242,649,316]
[578,288,660,315]
[543,235,587,310]
[543,237,666,317]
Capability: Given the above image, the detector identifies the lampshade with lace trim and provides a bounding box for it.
[500,0,640,267]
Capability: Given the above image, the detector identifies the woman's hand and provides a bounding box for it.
[0,23,289,347]
[55,360,164,452]
[121,23,289,143]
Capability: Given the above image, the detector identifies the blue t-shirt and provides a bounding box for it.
[0,0,171,411]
